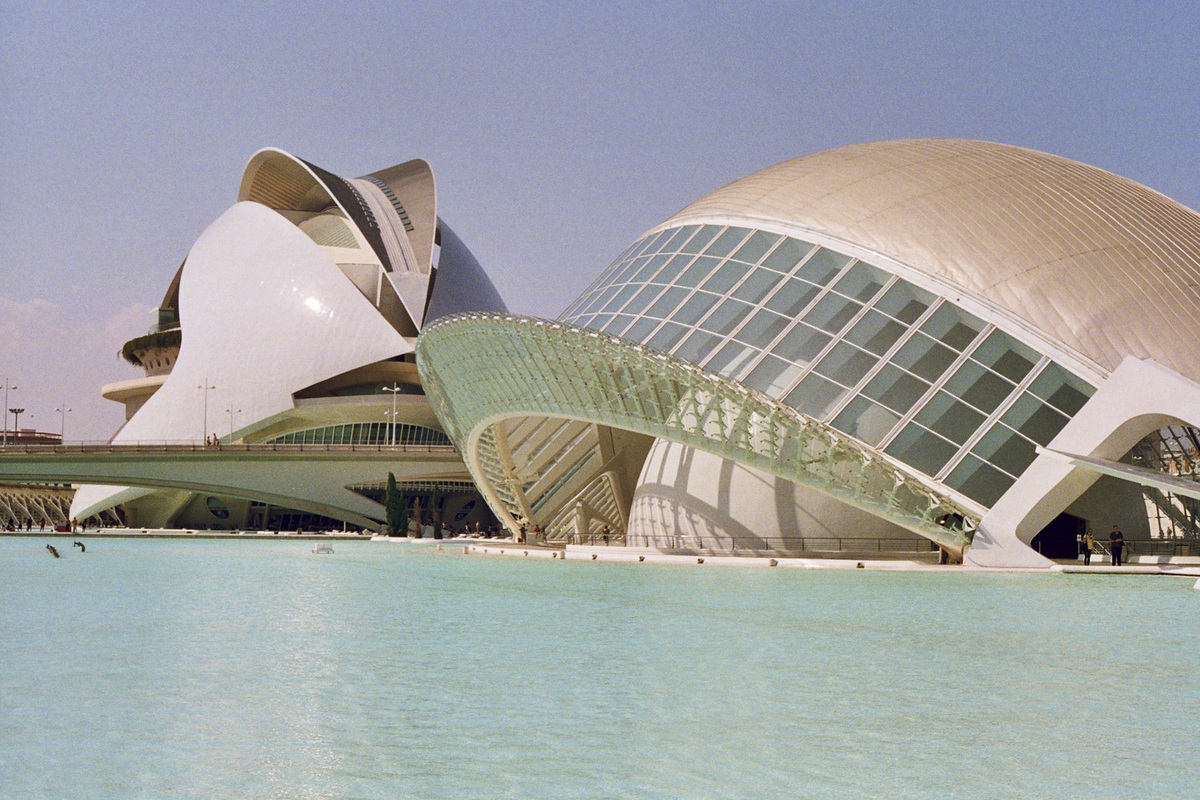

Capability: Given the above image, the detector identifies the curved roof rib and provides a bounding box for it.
[417,313,977,557]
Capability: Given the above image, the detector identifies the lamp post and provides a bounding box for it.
[55,405,72,441]
[382,383,403,446]
[9,408,24,441]
[225,407,241,440]
[2,380,15,446]
[197,379,216,443]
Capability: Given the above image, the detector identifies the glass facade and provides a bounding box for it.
[266,422,451,447]
[562,224,1096,508]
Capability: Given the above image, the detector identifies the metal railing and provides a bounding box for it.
[0,441,461,456]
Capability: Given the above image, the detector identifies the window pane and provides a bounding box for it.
[875,280,936,324]
[832,397,901,446]
[772,324,830,367]
[944,361,1015,414]
[813,342,878,387]
[1029,363,1094,416]
[699,299,752,336]
[731,268,780,305]
[641,229,674,255]
[676,255,722,287]
[972,424,1037,476]
[946,455,1015,507]
[761,238,815,274]
[706,340,759,377]
[730,231,780,264]
[601,283,639,313]
[661,225,698,254]
[884,424,958,476]
[845,310,907,356]
[971,329,1038,383]
[735,309,789,344]
[674,330,724,365]
[622,285,662,316]
[701,261,750,295]
[632,252,672,282]
[1000,392,1070,446]
[652,254,697,285]
[672,291,720,326]
[622,316,661,345]
[805,293,861,335]
[743,355,805,397]
[797,247,852,286]
[703,227,751,258]
[920,303,985,351]
[680,225,722,254]
[646,286,689,319]
[764,279,821,318]
[862,364,930,413]
[602,314,635,336]
[892,332,957,383]
[831,261,889,303]
[914,391,986,445]
[784,374,848,419]
[648,322,688,353]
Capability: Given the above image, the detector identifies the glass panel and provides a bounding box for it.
[631,252,671,283]
[622,285,662,316]
[641,229,674,255]
[920,303,985,351]
[784,374,848,419]
[601,283,639,313]
[703,227,752,258]
[706,340,759,377]
[971,329,1038,383]
[731,268,780,305]
[797,247,852,286]
[646,286,689,319]
[584,285,620,315]
[761,238,815,274]
[813,342,878,387]
[700,261,748,295]
[676,255,722,288]
[1000,392,1070,446]
[730,231,780,265]
[832,397,901,447]
[673,330,725,365]
[946,455,1015,507]
[771,323,830,367]
[845,310,907,356]
[875,280,936,324]
[589,313,613,330]
[652,254,696,285]
[602,314,635,335]
[610,257,643,286]
[679,225,722,254]
[622,316,661,345]
[891,332,957,383]
[671,291,720,326]
[884,423,959,476]
[914,391,986,445]
[1029,363,1094,416]
[764,279,820,318]
[743,355,805,397]
[862,364,930,413]
[734,309,789,344]
[661,225,698,254]
[805,293,862,335]
[648,322,688,353]
[971,424,1037,476]
[699,298,752,336]
[944,360,1015,415]
[831,261,890,303]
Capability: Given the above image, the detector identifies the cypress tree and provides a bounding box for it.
[385,472,404,537]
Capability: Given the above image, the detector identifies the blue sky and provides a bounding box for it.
[2,0,1197,439]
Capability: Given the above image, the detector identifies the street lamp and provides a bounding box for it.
[197,379,216,443]
[382,383,403,446]
[225,407,241,440]
[55,405,72,441]
[9,408,25,440]
[2,379,15,446]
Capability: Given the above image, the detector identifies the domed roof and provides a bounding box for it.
[664,139,1200,383]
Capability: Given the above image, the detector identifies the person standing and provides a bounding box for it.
[1083,528,1095,565]
[1110,525,1125,567]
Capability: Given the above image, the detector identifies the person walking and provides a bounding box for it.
[1110,525,1125,567]
[1083,528,1095,565]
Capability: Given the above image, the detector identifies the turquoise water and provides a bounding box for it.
[1,537,1196,799]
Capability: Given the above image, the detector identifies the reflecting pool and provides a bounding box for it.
[1,537,1195,799]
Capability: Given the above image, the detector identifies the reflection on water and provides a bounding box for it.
[1,538,1196,799]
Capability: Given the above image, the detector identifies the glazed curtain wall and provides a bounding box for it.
[561,224,1095,509]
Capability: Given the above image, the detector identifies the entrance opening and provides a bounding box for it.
[1031,512,1086,560]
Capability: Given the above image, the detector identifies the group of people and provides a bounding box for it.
[1078,525,1127,566]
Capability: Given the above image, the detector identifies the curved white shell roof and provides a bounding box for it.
[665,139,1200,383]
